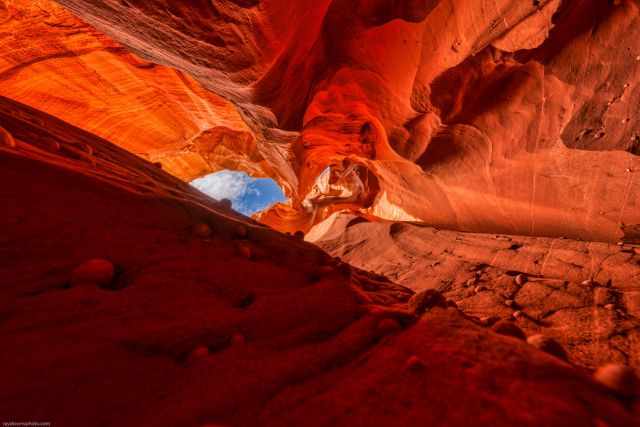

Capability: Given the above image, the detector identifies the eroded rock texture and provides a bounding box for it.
[1,95,639,426]
[3,0,640,424]
[0,0,276,182]
[311,212,640,375]
[49,0,640,240]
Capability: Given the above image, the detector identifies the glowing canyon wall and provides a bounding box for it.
[0,0,275,182]
[41,0,640,240]
[2,1,640,424]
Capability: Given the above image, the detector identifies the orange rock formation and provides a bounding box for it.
[0,0,274,182]
[45,0,640,240]
[2,0,640,425]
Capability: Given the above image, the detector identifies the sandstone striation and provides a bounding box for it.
[49,0,640,240]
[3,0,640,424]
[0,0,272,182]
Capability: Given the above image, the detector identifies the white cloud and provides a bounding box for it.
[191,170,253,202]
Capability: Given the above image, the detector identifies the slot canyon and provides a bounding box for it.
[2,0,640,425]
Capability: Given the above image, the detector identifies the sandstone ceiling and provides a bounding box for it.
[40,0,640,241]
[0,0,278,182]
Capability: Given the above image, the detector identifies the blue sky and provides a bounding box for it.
[191,170,286,216]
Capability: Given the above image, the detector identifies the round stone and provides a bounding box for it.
[491,320,526,340]
[219,199,232,210]
[236,242,254,260]
[593,364,638,397]
[193,222,212,238]
[408,289,447,314]
[71,258,115,288]
[526,334,568,360]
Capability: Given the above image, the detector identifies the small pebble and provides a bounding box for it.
[526,334,568,360]
[404,355,425,371]
[377,318,402,336]
[593,364,638,397]
[514,274,527,286]
[71,258,115,288]
[219,199,232,210]
[409,289,447,314]
[512,310,524,319]
[581,279,594,287]
[474,285,487,294]
[492,320,526,340]
[465,278,477,287]
[236,242,254,260]
[193,222,212,238]
[604,303,616,311]
[504,299,515,308]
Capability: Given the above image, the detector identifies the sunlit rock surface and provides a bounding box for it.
[0,0,277,182]
[2,0,640,424]
[51,0,640,240]
[311,211,640,376]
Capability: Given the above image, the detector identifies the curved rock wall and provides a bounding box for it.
[47,0,640,240]
[0,0,271,181]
